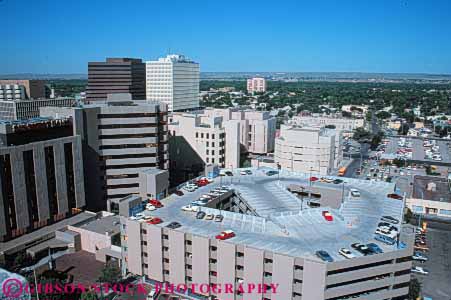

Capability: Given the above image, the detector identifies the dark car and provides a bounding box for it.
[174,190,184,196]
[196,211,206,219]
[245,170,253,175]
[266,170,279,176]
[333,179,344,184]
[381,215,399,224]
[367,243,383,254]
[351,243,374,255]
[166,222,181,229]
[315,250,334,262]
[225,171,233,176]
[387,193,403,200]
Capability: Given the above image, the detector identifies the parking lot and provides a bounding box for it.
[413,224,451,299]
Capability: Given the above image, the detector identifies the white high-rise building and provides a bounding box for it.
[146,54,200,112]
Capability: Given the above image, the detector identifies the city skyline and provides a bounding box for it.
[1,0,451,74]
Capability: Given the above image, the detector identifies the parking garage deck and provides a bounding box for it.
[135,168,406,262]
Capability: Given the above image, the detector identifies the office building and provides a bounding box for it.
[203,108,276,154]
[41,94,168,209]
[0,98,77,121]
[0,118,85,242]
[0,80,46,99]
[146,54,200,111]
[274,125,335,175]
[247,77,266,93]
[120,168,414,300]
[0,84,26,101]
[86,58,146,102]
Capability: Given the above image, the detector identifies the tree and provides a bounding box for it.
[404,207,413,224]
[376,111,391,120]
[353,127,372,142]
[408,277,421,300]
[98,260,122,285]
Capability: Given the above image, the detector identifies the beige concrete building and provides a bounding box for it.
[292,114,365,132]
[247,77,266,93]
[203,108,276,154]
[0,80,46,99]
[121,169,414,300]
[274,125,336,175]
[168,112,239,168]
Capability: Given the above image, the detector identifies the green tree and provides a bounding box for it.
[376,111,391,120]
[353,127,372,142]
[98,260,122,285]
[408,277,421,300]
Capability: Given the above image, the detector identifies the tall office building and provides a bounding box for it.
[146,54,200,112]
[0,118,85,242]
[247,77,266,93]
[41,94,168,209]
[86,58,146,102]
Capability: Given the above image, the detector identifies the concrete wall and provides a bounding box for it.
[302,259,326,299]
[217,241,236,300]
[272,253,294,300]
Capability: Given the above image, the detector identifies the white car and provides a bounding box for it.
[412,253,428,262]
[411,266,429,275]
[339,248,356,259]
[146,204,156,211]
[181,205,200,212]
[350,189,361,197]
[240,171,248,175]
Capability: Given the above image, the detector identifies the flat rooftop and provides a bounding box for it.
[76,214,121,235]
[132,168,405,262]
[412,175,451,203]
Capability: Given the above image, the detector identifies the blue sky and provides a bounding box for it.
[1,0,451,74]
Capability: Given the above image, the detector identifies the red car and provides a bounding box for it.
[196,179,209,187]
[215,230,235,240]
[148,199,163,208]
[174,190,184,196]
[309,176,319,182]
[322,211,333,222]
[387,193,403,200]
[146,217,163,225]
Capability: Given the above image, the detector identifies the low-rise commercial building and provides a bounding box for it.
[406,175,451,218]
[121,168,414,300]
[274,125,336,175]
[291,114,365,132]
[0,84,26,101]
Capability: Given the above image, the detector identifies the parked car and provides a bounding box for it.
[240,170,248,175]
[387,193,403,200]
[266,170,278,176]
[166,222,181,229]
[322,211,333,222]
[225,171,233,176]
[315,250,334,262]
[367,243,383,254]
[411,266,429,275]
[333,179,344,184]
[245,170,253,175]
[380,215,399,224]
[181,204,200,212]
[351,243,373,255]
[146,204,156,211]
[174,190,184,196]
[196,211,206,219]
[148,199,163,208]
[339,248,356,259]
[412,252,428,262]
[309,176,319,182]
[214,215,224,222]
[215,230,235,240]
[205,214,214,220]
[146,217,163,225]
[350,188,361,197]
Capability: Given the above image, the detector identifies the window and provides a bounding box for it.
[206,149,209,155]
[201,133,204,138]
[212,134,215,139]
[196,132,199,138]
[412,205,424,213]
[212,142,215,147]
[264,258,273,264]
[206,133,209,139]
[236,252,244,257]
[212,150,215,155]
[164,258,169,263]
[206,142,209,147]
[440,209,451,215]
[185,240,192,245]
[162,234,169,240]
[141,241,147,246]
[210,246,217,251]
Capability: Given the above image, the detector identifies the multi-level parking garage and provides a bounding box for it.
[121,168,414,300]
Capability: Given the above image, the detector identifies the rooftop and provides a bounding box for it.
[130,168,405,262]
[412,175,451,203]
[77,215,121,235]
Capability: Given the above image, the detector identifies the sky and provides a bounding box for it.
[1,0,451,74]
